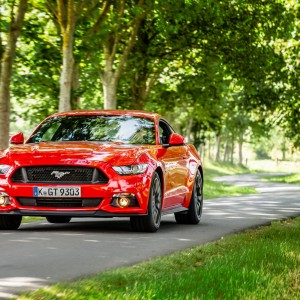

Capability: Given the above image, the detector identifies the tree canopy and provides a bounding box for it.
[0,0,299,162]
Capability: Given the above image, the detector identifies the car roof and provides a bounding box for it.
[48,110,162,120]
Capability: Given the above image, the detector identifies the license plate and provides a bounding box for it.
[33,187,81,198]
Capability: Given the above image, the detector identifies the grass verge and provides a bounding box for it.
[18,217,300,300]
[22,217,44,223]
[262,173,300,185]
[204,161,257,199]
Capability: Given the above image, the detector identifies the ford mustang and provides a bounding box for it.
[0,110,203,232]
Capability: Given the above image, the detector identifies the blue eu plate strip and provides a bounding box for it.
[33,187,38,197]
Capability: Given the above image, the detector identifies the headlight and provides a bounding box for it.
[113,164,148,175]
[0,165,11,175]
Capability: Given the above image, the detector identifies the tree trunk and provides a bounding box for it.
[186,117,193,143]
[208,135,212,160]
[58,0,75,112]
[215,134,221,161]
[58,32,74,112]
[238,133,243,164]
[0,57,12,149]
[102,55,117,109]
[131,80,147,110]
[101,0,147,109]
[71,62,80,109]
[103,79,117,109]
[223,138,229,162]
[230,135,234,163]
[0,0,28,149]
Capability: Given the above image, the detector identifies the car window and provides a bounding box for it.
[159,120,174,144]
[28,116,156,145]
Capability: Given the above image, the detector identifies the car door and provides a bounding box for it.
[158,120,189,209]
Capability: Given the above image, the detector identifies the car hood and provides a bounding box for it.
[2,142,150,166]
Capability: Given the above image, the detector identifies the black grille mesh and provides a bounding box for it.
[11,166,108,184]
[11,169,23,182]
[17,197,102,208]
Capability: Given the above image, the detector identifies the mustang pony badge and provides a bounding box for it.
[51,171,70,179]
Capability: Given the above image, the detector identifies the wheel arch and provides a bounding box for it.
[198,165,204,184]
[154,166,164,199]
[155,166,164,189]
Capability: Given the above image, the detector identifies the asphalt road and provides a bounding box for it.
[1,173,300,299]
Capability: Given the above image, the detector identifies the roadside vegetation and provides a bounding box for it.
[18,216,300,300]
[22,217,44,223]
[262,173,300,185]
[204,161,257,199]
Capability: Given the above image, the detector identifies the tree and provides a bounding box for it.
[0,0,28,149]
[98,0,148,109]
[46,0,111,112]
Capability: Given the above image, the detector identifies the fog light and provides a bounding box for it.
[117,197,131,208]
[0,193,10,206]
[111,193,139,208]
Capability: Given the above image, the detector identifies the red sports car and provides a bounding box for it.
[0,110,203,232]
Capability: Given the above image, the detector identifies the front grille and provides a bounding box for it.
[17,197,102,208]
[11,166,108,184]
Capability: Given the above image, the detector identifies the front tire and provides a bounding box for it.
[130,172,162,232]
[46,216,72,223]
[0,215,22,230]
[175,169,203,224]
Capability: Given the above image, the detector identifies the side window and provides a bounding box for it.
[159,120,174,144]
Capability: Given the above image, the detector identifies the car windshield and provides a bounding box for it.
[27,115,156,145]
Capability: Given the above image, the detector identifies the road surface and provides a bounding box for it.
[1,173,300,299]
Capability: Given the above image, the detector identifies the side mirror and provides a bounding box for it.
[10,132,24,145]
[168,133,185,146]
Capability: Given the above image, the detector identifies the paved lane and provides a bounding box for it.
[1,173,300,299]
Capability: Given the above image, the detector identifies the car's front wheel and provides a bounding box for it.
[175,169,203,224]
[0,215,22,230]
[46,216,72,223]
[130,172,162,232]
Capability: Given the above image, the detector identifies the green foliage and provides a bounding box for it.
[4,0,300,151]
[18,217,300,299]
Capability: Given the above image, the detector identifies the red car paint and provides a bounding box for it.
[0,110,203,231]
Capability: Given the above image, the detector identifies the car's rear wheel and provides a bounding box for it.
[175,169,203,224]
[46,216,72,223]
[0,215,22,230]
[130,172,162,232]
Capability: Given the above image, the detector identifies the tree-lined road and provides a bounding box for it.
[1,174,300,299]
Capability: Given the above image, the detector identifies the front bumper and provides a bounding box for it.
[0,169,152,217]
[1,209,147,217]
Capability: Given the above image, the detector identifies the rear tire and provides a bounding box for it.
[0,215,22,230]
[46,216,72,223]
[130,172,162,232]
[175,169,203,224]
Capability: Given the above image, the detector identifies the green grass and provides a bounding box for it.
[18,217,300,300]
[262,173,300,185]
[204,161,257,199]
[22,216,44,223]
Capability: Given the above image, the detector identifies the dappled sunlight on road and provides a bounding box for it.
[1,173,300,298]
[207,174,300,221]
[0,277,48,299]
